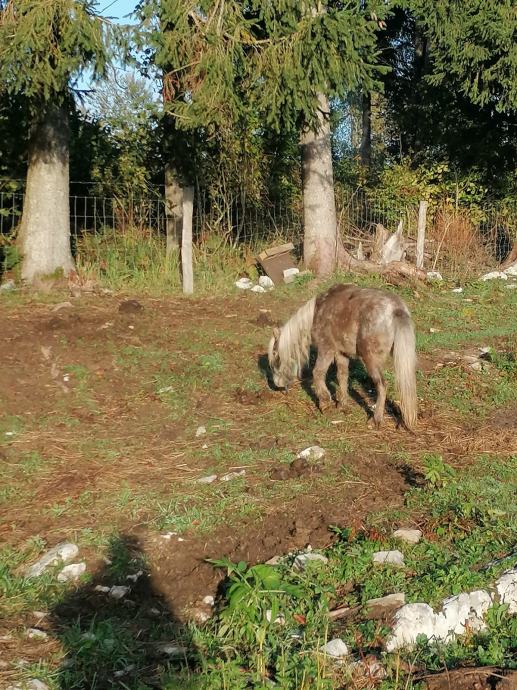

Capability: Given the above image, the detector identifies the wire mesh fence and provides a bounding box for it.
[1,182,516,285]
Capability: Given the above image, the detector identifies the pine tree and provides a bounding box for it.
[139,0,387,275]
[0,0,110,283]
[408,0,517,113]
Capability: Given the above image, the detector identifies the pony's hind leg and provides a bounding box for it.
[363,353,387,427]
[312,349,334,411]
[335,353,350,409]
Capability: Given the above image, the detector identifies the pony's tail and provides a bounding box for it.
[393,310,418,430]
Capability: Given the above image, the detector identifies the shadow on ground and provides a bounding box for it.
[49,534,203,690]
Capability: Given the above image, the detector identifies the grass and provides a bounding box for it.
[0,273,516,689]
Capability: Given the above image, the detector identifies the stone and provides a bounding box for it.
[94,585,110,593]
[393,528,422,544]
[25,543,79,578]
[265,609,285,625]
[196,474,217,484]
[235,277,253,290]
[118,299,143,313]
[7,681,49,690]
[109,585,129,600]
[0,279,16,292]
[504,283,517,289]
[451,287,463,293]
[504,263,517,277]
[251,285,266,293]
[26,628,48,640]
[283,267,300,284]
[258,275,275,290]
[365,592,406,619]
[219,470,246,481]
[57,562,86,582]
[126,570,143,583]
[319,638,349,658]
[372,550,405,567]
[195,425,206,437]
[202,595,215,606]
[426,271,443,281]
[297,446,325,461]
[469,361,483,371]
[496,568,517,614]
[159,644,188,657]
[385,589,493,652]
[481,271,508,281]
[293,551,328,571]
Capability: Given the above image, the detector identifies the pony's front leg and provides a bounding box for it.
[312,350,334,411]
[335,353,350,409]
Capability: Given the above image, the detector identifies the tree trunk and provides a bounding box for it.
[301,93,338,277]
[165,164,183,256]
[18,103,74,283]
[360,91,372,168]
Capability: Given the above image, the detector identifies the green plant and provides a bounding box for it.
[422,454,456,488]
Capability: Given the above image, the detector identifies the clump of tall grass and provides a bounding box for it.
[75,226,292,295]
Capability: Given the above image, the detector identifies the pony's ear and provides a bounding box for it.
[272,327,280,342]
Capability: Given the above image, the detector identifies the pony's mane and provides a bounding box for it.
[276,297,316,378]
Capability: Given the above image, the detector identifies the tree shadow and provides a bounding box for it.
[48,534,201,689]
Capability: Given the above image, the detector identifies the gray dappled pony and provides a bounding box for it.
[268,284,417,429]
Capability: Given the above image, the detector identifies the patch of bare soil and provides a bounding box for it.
[0,293,514,616]
[422,668,517,690]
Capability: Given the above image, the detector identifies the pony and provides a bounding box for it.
[268,283,417,429]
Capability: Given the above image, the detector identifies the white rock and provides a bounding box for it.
[7,681,49,690]
[469,361,483,371]
[251,285,266,293]
[429,328,440,333]
[0,279,16,292]
[219,470,246,481]
[386,602,438,652]
[393,528,422,544]
[297,446,325,461]
[235,277,253,290]
[503,263,517,276]
[283,267,300,283]
[160,531,177,539]
[451,287,463,293]
[26,628,48,640]
[157,385,173,394]
[481,271,508,281]
[159,644,188,657]
[258,275,274,289]
[504,283,517,289]
[265,609,285,625]
[426,271,443,281]
[373,550,405,567]
[441,590,492,636]
[479,346,491,355]
[496,568,517,613]
[202,595,215,606]
[319,638,349,658]
[195,425,206,437]
[196,474,217,484]
[293,552,328,571]
[109,585,129,600]
[94,585,110,593]
[126,570,143,583]
[57,562,86,582]
[386,590,493,652]
[25,543,79,578]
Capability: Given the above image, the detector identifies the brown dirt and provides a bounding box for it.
[1,292,515,619]
[423,668,517,690]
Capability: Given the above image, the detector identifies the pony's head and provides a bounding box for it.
[268,326,296,389]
